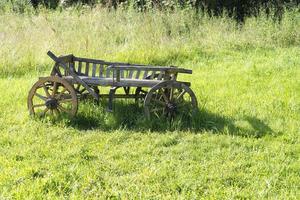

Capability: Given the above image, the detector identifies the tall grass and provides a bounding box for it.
[0,7,299,76]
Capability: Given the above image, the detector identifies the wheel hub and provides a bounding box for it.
[166,102,177,114]
[45,98,58,110]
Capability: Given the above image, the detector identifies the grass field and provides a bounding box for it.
[0,7,299,199]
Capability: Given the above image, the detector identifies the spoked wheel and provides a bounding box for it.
[144,81,198,120]
[28,76,78,117]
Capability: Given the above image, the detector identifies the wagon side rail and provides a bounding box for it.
[47,51,99,101]
[109,65,192,83]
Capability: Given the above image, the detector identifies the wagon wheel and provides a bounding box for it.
[28,76,78,117]
[144,81,198,120]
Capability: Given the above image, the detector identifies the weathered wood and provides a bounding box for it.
[78,62,82,74]
[143,70,149,79]
[106,66,112,78]
[47,51,99,100]
[99,64,104,78]
[63,76,163,87]
[92,63,97,77]
[128,69,134,79]
[157,70,164,80]
[135,70,141,79]
[73,57,105,64]
[150,71,156,79]
[85,62,90,76]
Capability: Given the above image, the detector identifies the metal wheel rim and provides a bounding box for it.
[27,76,78,117]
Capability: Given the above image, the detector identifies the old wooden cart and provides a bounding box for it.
[28,51,198,120]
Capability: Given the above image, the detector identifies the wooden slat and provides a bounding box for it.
[92,63,97,77]
[120,70,124,78]
[157,70,164,80]
[135,70,141,79]
[128,69,134,79]
[99,64,104,78]
[69,62,75,73]
[143,70,149,79]
[150,71,156,79]
[106,67,112,78]
[78,62,82,74]
[85,62,90,76]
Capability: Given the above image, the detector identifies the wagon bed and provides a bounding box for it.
[28,51,198,120]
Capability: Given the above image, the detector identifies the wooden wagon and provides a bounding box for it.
[28,51,198,120]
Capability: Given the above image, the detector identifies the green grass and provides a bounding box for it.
[0,7,299,199]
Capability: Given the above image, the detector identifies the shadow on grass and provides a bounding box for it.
[64,100,277,138]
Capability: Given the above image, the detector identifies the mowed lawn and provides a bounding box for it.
[0,9,299,199]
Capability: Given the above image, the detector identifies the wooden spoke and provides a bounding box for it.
[33,103,46,108]
[152,99,166,106]
[57,88,67,99]
[160,89,169,103]
[58,105,71,114]
[169,88,174,101]
[42,84,51,98]
[176,90,186,100]
[59,98,73,104]
[41,108,49,116]
[35,93,47,101]
[53,108,60,116]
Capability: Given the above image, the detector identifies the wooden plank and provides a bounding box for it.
[73,57,105,64]
[99,64,104,78]
[120,70,125,78]
[85,62,89,76]
[150,71,156,79]
[106,66,112,78]
[69,62,75,73]
[143,70,149,79]
[135,70,141,79]
[111,65,192,74]
[78,62,82,74]
[128,69,134,79]
[157,70,164,80]
[92,63,97,77]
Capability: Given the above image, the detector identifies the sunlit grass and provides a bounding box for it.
[0,7,299,199]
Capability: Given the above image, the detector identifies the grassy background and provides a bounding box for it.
[0,7,299,198]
